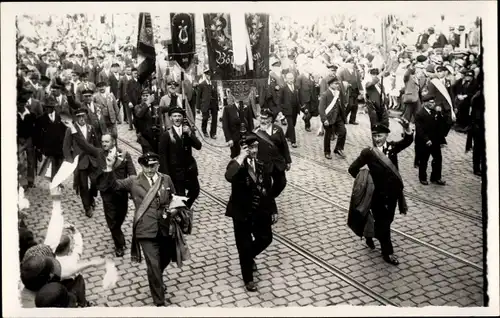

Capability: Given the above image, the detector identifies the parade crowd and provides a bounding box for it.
[16,13,485,307]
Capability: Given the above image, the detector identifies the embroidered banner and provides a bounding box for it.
[169,13,196,70]
[136,13,156,85]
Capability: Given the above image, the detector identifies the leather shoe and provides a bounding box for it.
[245,281,258,292]
[420,180,429,185]
[474,171,481,176]
[334,150,346,159]
[305,127,311,132]
[203,132,209,138]
[383,254,400,265]
[431,179,446,186]
[349,122,359,125]
[115,248,124,257]
[365,238,375,249]
[291,143,298,148]
[85,207,94,218]
[210,135,217,139]
[325,153,332,160]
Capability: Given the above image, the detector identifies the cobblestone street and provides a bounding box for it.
[20,110,484,307]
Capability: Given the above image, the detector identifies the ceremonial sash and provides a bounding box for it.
[325,93,339,116]
[370,147,403,188]
[431,78,453,109]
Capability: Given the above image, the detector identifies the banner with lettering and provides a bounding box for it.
[203,13,269,100]
[169,13,196,70]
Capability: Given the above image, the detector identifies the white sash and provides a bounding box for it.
[325,93,339,116]
[430,78,453,108]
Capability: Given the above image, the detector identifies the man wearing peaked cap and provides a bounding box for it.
[98,148,184,307]
[224,129,278,292]
[453,68,478,132]
[348,117,413,266]
[159,104,202,208]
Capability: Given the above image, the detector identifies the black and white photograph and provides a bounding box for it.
[2,1,498,316]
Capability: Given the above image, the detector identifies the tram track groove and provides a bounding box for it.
[119,136,398,307]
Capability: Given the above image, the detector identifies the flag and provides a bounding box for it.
[136,13,156,85]
[169,13,196,70]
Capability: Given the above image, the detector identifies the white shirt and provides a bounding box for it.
[88,102,96,114]
[288,83,294,91]
[18,108,30,120]
[174,125,183,137]
[57,95,63,105]
[78,123,88,139]
[147,173,159,186]
[247,158,256,172]
[48,111,56,122]
[57,231,83,280]
[265,125,273,136]
[377,142,389,155]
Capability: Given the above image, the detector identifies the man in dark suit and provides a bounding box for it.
[348,120,413,265]
[126,68,143,131]
[364,68,390,128]
[225,133,278,292]
[118,65,132,124]
[79,88,103,144]
[337,57,363,125]
[17,94,37,189]
[263,58,285,119]
[415,99,447,186]
[75,72,96,104]
[109,63,121,100]
[422,65,456,139]
[453,70,477,132]
[222,93,255,158]
[158,107,202,209]
[279,72,300,148]
[135,89,166,154]
[197,69,219,139]
[23,88,44,118]
[96,152,186,306]
[296,70,318,132]
[33,97,67,181]
[254,108,291,198]
[62,108,100,217]
[466,89,485,176]
[62,119,136,257]
[319,75,347,159]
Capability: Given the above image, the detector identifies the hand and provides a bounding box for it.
[271,213,279,225]
[451,112,456,122]
[61,118,74,128]
[323,120,329,126]
[128,102,134,108]
[227,140,234,147]
[286,163,291,171]
[426,140,432,147]
[182,125,191,134]
[105,152,117,169]
[238,144,249,160]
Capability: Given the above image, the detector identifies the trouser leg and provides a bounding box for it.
[78,169,92,211]
[333,121,346,151]
[323,125,333,154]
[430,144,443,181]
[101,192,128,250]
[184,176,200,209]
[139,239,168,305]
[210,107,218,136]
[418,144,432,181]
[271,169,287,198]
[232,218,254,284]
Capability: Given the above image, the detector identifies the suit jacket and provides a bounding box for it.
[318,89,346,124]
[279,83,299,116]
[109,73,120,99]
[126,78,142,107]
[222,103,254,143]
[17,110,36,140]
[98,69,111,88]
[348,132,413,198]
[71,132,136,188]
[225,158,277,221]
[337,67,363,92]
[53,94,70,115]
[415,107,447,145]
[118,75,130,103]
[158,127,202,181]
[62,124,100,170]
[197,80,218,112]
[296,74,318,114]
[33,112,66,157]
[94,93,119,124]
[255,124,291,172]
[96,171,176,240]
[364,76,389,127]
[264,77,282,118]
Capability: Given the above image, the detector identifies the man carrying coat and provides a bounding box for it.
[348,119,413,265]
[96,152,191,307]
[225,132,278,292]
